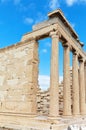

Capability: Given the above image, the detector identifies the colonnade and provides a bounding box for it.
[49,30,86,117]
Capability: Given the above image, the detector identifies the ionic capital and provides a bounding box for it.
[62,42,71,50]
[73,50,79,56]
[49,30,61,38]
[63,43,68,48]
[79,57,85,63]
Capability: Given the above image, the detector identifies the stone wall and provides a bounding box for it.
[0,40,38,114]
[37,89,50,116]
[37,69,73,116]
[0,128,13,130]
[37,82,64,116]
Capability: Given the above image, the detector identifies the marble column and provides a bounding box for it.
[84,62,86,103]
[72,51,80,115]
[49,31,60,117]
[79,58,86,115]
[63,44,72,116]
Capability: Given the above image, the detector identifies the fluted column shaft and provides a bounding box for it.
[49,31,59,117]
[79,59,86,115]
[84,62,86,103]
[63,45,72,116]
[72,52,80,115]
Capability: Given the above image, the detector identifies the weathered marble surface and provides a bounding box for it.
[0,41,38,114]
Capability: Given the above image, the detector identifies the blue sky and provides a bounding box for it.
[0,0,86,90]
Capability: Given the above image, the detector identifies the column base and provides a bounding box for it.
[48,115,61,120]
[62,114,72,119]
[72,114,81,118]
[80,113,86,116]
[0,112,37,118]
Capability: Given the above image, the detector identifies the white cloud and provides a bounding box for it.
[24,17,34,25]
[49,0,60,10]
[38,75,63,90]
[42,49,47,53]
[65,0,86,6]
[38,75,50,90]
[59,76,63,83]
[66,0,77,6]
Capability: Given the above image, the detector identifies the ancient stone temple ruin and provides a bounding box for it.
[0,9,86,130]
